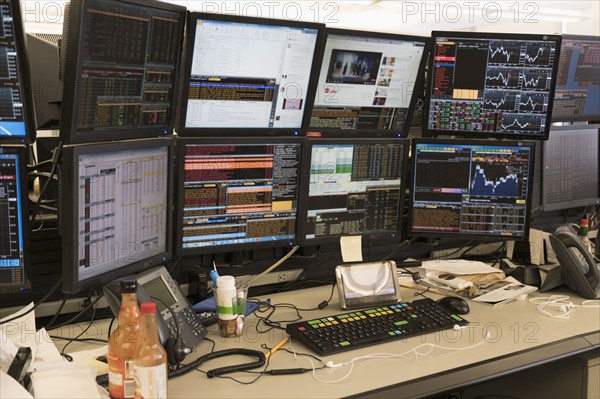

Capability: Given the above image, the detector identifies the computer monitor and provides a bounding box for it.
[308,28,430,137]
[26,33,62,130]
[0,145,30,291]
[552,35,600,123]
[175,137,303,255]
[542,128,599,211]
[59,0,186,144]
[424,31,562,140]
[0,0,36,143]
[176,13,324,136]
[60,138,173,294]
[409,138,535,240]
[297,138,409,245]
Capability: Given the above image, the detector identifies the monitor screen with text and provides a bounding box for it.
[177,13,323,135]
[309,29,429,137]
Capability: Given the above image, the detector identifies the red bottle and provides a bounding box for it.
[108,281,141,399]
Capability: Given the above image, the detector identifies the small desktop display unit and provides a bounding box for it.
[542,128,599,211]
[298,138,409,245]
[409,138,535,240]
[0,146,30,292]
[308,28,430,137]
[175,138,303,255]
[552,35,600,123]
[176,13,324,136]
[59,0,186,144]
[0,0,36,143]
[60,138,174,294]
[425,31,562,140]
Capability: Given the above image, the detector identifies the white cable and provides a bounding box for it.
[529,295,600,319]
[247,245,300,286]
[293,325,491,384]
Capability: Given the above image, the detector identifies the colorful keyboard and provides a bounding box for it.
[286,298,468,355]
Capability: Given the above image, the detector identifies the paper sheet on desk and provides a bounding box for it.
[0,330,18,373]
[422,260,501,275]
[0,303,38,361]
[30,366,103,399]
[472,277,538,304]
[0,370,33,398]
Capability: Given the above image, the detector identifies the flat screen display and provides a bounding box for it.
[61,138,173,294]
[410,139,535,240]
[59,0,185,144]
[308,29,429,137]
[0,0,36,143]
[175,138,303,254]
[177,13,323,135]
[425,31,561,140]
[552,35,600,122]
[298,139,409,244]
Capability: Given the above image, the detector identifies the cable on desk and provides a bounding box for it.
[48,292,105,330]
[378,237,417,262]
[60,290,101,360]
[43,294,70,330]
[280,244,340,292]
[0,277,63,325]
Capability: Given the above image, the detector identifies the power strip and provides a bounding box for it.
[235,269,303,288]
[429,242,504,260]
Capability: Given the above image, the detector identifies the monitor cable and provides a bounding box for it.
[30,141,62,231]
[0,277,63,325]
[246,245,300,286]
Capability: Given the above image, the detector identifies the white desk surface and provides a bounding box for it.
[169,286,600,398]
[52,285,599,399]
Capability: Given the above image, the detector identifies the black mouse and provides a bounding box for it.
[437,296,470,315]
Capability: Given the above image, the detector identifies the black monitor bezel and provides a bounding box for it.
[174,136,305,256]
[59,0,186,145]
[297,137,410,246]
[306,27,431,139]
[0,145,31,292]
[552,34,600,123]
[423,31,562,141]
[408,137,536,241]
[175,12,325,137]
[60,138,174,294]
[0,0,37,144]
[541,125,600,212]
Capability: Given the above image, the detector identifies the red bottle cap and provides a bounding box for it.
[580,218,589,227]
[140,302,157,314]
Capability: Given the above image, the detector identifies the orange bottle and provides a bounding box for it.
[133,302,168,399]
[108,281,141,399]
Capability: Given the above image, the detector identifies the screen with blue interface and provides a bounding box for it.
[552,35,600,122]
[0,147,28,291]
[0,0,34,142]
[426,32,561,140]
[299,139,409,244]
[410,139,534,240]
[176,139,302,254]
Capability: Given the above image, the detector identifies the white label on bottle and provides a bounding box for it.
[134,363,167,399]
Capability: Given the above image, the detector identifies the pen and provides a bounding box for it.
[265,336,289,360]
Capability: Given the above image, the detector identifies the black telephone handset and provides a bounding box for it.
[549,224,599,299]
[103,266,207,361]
